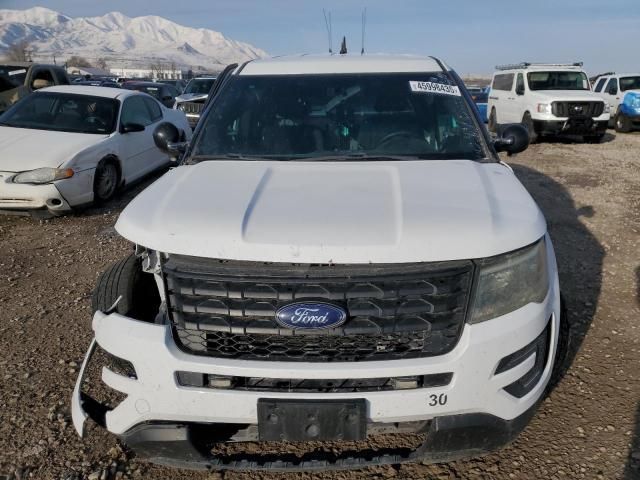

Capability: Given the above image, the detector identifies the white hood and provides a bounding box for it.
[115,160,547,264]
[0,126,107,172]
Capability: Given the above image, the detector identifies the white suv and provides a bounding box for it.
[592,73,640,133]
[72,54,566,471]
[488,63,610,143]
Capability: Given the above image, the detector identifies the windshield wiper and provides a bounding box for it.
[294,153,425,162]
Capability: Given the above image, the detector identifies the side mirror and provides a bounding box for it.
[494,123,529,156]
[153,122,188,159]
[121,123,145,134]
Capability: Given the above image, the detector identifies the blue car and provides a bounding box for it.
[466,85,490,123]
[615,91,640,133]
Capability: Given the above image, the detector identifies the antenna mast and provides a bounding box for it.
[323,9,333,54]
[361,8,367,55]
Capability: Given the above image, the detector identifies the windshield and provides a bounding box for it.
[192,72,486,161]
[0,65,28,93]
[527,71,589,91]
[184,78,216,95]
[0,92,119,134]
[620,76,640,92]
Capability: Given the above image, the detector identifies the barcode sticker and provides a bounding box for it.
[409,81,461,96]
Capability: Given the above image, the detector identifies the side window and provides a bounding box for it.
[492,74,515,92]
[120,96,153,127]
[143,96,163,122]
[54,68,70,85]
[606,78,619,95]
[594,78,607,93]
[515,73,525,95]
[30,68,55,89]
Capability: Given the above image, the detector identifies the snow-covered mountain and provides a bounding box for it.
[0,7,267,70]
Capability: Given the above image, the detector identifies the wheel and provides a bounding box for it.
[584,134,605,144]
[522,113,538,144]
[614,112,632,133]
[93,159,119,203]
[546,295,570,395]
[92,254,160,322]
[488,108,497,133]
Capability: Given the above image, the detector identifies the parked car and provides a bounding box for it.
[0,62,70,114]
[0,85,191,217]
[466,85,489,122]
[75,79,121,88]
[592,72,640,132]
[488,62,610,143]
[72,54,566,471]
[121,81,179,108]
[157,79,187,94]
[173,76,217,128]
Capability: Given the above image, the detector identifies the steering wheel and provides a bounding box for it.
[86,116,107,129]
[374,131,417,150]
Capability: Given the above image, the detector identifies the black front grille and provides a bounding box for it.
[552,101,604,118]
[180,101,205,115]
[164,256,473,362]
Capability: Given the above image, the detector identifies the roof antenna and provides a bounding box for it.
[339,36,347,55]
[323,9,333,54]
[361,8,367,55]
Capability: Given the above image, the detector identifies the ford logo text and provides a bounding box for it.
[275,303,347,330]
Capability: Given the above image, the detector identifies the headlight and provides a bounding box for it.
[177,103,185,111]
[13,168,74,184]
[604,103,611,114]
[537,103,552,114]
[470,239,549,324]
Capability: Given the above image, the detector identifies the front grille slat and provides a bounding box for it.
[164,256,472,362]
[552,101,605,118]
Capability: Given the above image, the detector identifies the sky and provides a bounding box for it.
[1,0,639,74]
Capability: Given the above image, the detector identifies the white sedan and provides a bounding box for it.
[0,85,191,216]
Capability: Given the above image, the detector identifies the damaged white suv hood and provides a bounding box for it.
[116,160,546,263]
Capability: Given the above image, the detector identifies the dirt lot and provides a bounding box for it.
[1,133,639,480]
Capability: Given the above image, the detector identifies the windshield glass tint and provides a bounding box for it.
[527,71,589,91]
[184,79,216,94]
[620,76,640,92]
[193,73,485,161]
[0,65,27,93]
[0,92,119,134]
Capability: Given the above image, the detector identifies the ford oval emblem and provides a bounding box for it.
[275,302,347,330]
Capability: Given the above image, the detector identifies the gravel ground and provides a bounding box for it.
[0,133,639,480]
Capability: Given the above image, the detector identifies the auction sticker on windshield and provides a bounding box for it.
[409,81,461,96]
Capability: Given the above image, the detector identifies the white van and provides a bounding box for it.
[488,63,610,143]
[592,73,640,132]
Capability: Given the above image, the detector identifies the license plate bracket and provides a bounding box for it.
[257,399,367,442]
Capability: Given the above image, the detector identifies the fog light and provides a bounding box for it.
[391,376,419,390]
[208,375,233,389]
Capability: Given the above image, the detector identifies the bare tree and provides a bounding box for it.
[5,40,34,62]
[96,57,108,70]
[67,55,92,68]
[150,62,167,79]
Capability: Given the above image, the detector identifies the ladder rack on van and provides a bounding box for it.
[495,62,583,71]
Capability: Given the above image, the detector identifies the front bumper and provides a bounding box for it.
[72,268,560,469]
[0,171,72,214]
[532,117,608,136]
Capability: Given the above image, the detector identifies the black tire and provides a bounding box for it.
[522,112,538,144]
[488,108,497,133]
[93,159,119,203]
[614,112,632,133]
[546,295,570,394]
[92,254,160,322]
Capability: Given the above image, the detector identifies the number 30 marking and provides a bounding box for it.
[429,393,448,406]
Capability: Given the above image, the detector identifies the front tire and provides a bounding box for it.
[614,113,632,133]
[488,108,497,133]
[522,112,538,144]
[93,159,119,203]
[92,254,160,322]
